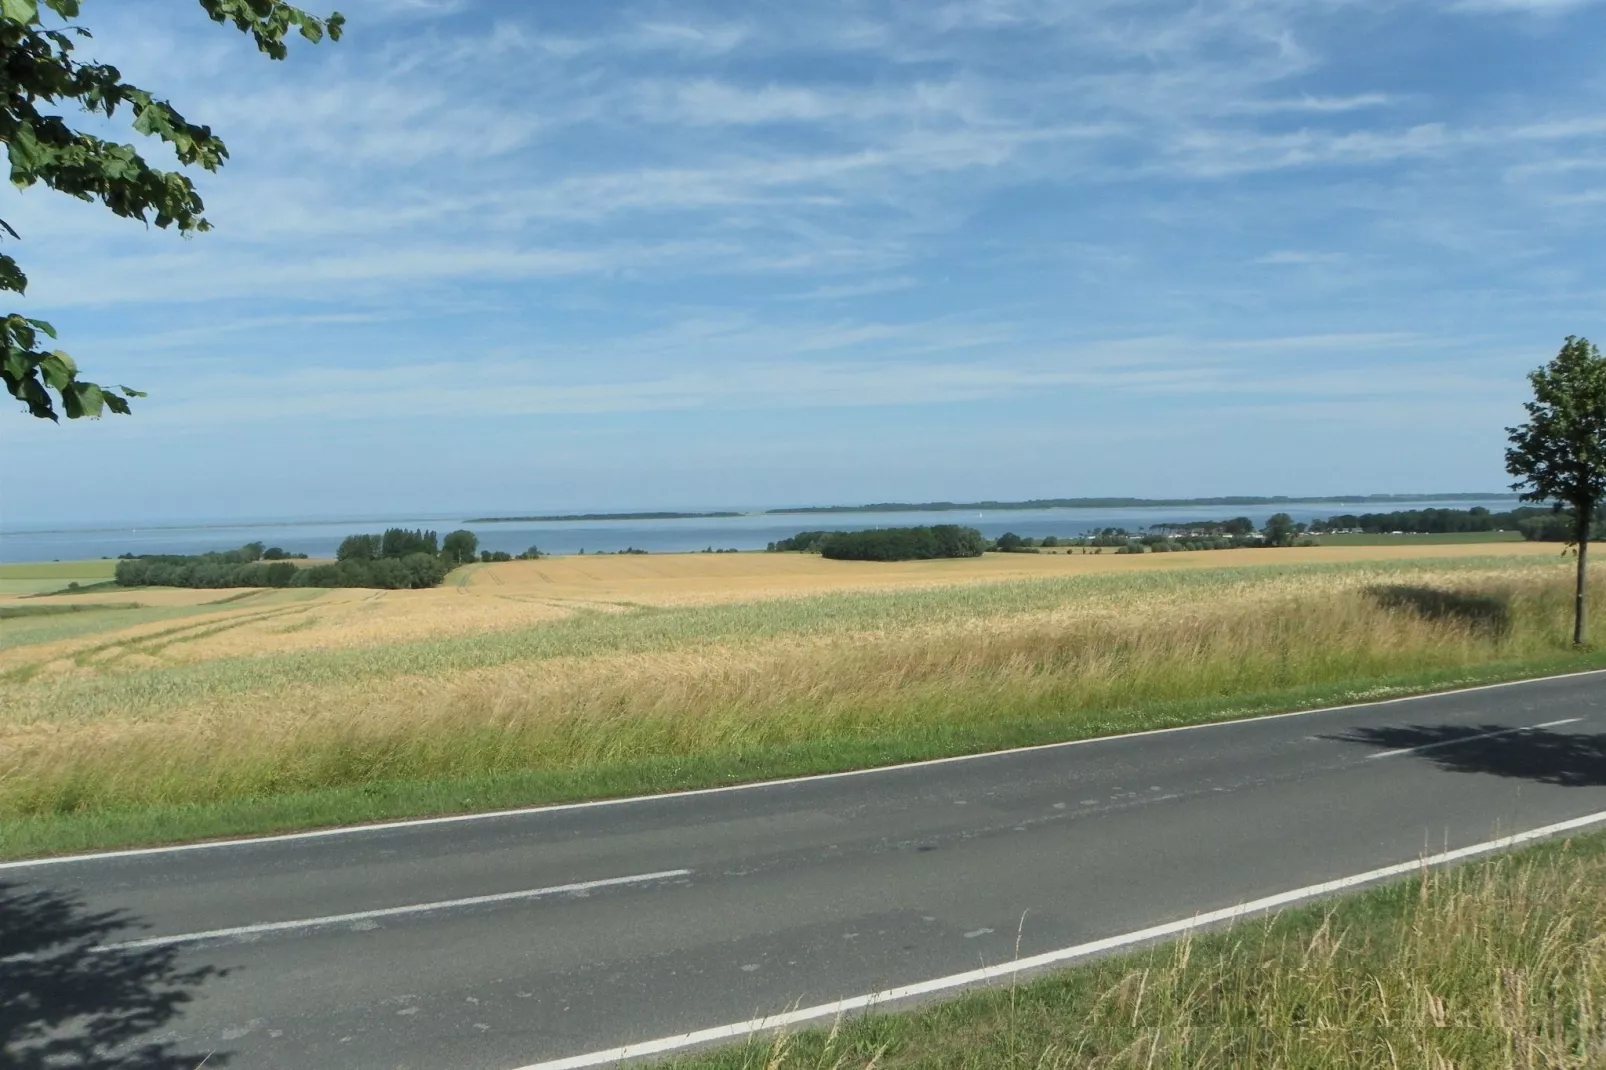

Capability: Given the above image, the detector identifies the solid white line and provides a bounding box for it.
[91,868,692,952]
[1365,717,1582,759]
[5,666,1603,871]
[511,810,1606,1070]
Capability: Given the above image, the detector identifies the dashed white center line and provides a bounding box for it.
[1365,718,1581,760]
[92,869,692,952]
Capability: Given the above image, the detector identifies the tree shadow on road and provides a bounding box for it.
[1333,724,1606,788]
[1367,584,1511,637]
[0,880,228,1069]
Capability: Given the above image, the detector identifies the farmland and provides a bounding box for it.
[1,540,1601,857]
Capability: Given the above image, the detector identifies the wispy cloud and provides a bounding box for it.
[6,0,1605,522]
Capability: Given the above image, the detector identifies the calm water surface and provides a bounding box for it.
[0,499,1522,564]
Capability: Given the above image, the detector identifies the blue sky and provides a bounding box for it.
[4,0,1606,525]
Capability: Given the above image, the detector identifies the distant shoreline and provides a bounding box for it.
[465,511,748,523]
[762,493,1516,516]
[4,493,1518,536]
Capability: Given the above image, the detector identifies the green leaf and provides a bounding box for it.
[63,380,104,419]
[38,350,76,390]
[0,256,27,295]
[6,0,340,426]
[1,0,40,25]
[19,375,55,421]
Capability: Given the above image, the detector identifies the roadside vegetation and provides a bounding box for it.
[669,828,1606,1070]
[3,551,1604,857]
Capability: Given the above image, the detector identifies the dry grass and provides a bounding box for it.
[0,552,1596,820]
[679,834,1606,1070]
[0,542,1572,672]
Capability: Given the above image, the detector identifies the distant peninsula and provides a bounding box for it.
[466,511,746,523]
[764,493,1515,515]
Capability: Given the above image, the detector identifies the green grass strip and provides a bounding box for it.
[5,651,1603,861]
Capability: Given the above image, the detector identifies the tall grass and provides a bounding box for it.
[2,557,1599,823]
[680,834,1606,1069]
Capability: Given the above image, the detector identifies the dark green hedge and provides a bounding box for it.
[818,525,986,561]
[114,552,449,590]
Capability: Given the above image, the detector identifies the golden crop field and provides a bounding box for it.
[0,540,1572,673]
[2,541,1600,848]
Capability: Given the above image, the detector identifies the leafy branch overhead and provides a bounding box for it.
[0,0,341,420]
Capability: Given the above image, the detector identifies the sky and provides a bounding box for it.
[4,0,1606,526]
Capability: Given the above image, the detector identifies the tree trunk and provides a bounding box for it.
[1576,503,1591,647]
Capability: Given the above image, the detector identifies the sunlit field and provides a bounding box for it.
[1,541,1601,857]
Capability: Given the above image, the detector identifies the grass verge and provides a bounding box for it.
[1314,531,1526,546]
[668,827,1606,1069]
[4,650,1604,861]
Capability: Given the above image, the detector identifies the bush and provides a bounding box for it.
[115,535,451,590]
[115,543,311,588]
[1516,510,1606,542]
[517,546,543,560]
[479,550,514,563]
[381,528,439,558]
[819,525,986,562]
[293,553,446,590]
[337,534,381,562]
[442,529,479,565]
[768,531,833,553]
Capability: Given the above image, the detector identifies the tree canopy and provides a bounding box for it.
[1506,335,1606,644]
[2,0,342,420]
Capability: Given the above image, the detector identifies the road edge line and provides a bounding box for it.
[512,808,1606,1070]
[5,665,1603,870]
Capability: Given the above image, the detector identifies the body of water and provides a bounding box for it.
[0,498,1524,564]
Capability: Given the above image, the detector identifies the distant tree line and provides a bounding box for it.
[1307,505,1599,542]
[767,525,987,561]
[113,527,544,590]
[115,553,307,589]
[767,531,834,552]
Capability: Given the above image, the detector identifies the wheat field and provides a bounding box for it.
[0,541,1573,669]
[1,544,1598,830]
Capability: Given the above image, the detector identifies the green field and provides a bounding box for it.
[671,828,1606,1070]
[0,558,118,596]
[1315,531,1526,546]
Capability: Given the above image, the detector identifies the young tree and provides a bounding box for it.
[3,1,343,421]
[441,529,478,565]
[1263,512,1296,547]
[1506,336,1606,646]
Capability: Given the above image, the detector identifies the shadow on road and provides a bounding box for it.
[1367,584,1511,637]
[1334,724,1606,788]
[0,880,228,1069]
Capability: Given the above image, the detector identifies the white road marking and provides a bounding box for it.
[511,809,1606,1070]
[4,667,1602,871]
[90,869,691,952]
[1365,717,1581,759]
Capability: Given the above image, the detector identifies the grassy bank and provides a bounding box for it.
[1315,531,1526,546]
[3,555,1603,857]
[670,828,1606,1070]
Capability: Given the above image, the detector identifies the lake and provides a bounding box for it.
[0,498,1524,564]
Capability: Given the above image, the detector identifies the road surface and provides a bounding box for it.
[6,671,1606,1069]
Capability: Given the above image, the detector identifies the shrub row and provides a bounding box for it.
[115,552,449,590]
[817,525,987,562]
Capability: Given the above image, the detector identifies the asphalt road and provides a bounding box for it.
[7,671,1606,1070]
